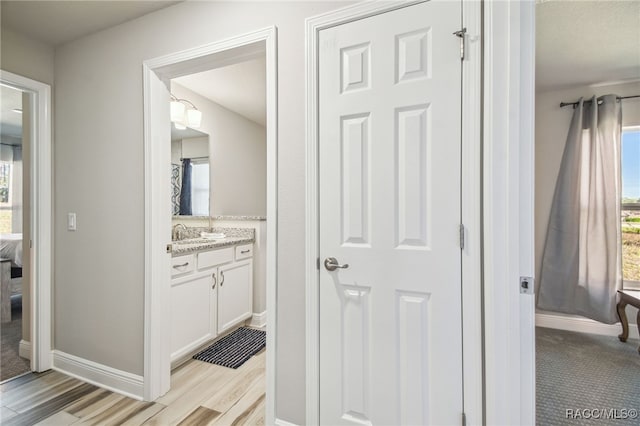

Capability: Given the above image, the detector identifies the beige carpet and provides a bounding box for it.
[1,294,30,382]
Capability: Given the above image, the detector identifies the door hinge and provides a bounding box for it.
[317,257,320,270]
[459,224,465,250]
[453,28,467,60]
[462,412,467,426]
[29,239,33,249]
[520,276,535,295]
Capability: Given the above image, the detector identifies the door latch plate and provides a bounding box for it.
[520,276,534,295]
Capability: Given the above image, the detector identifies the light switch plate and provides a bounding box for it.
[68,213,77,231]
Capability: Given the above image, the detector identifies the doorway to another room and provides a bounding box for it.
[165,54,269,422]
[534,2,640,424]
[0,70,53,383]
[0,84,29,382]
[143,28,277,423]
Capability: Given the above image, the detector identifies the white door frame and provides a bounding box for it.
[0,70,53,373]
[142,27,278,423]
[482,1,536,424]
[305,1,483,424]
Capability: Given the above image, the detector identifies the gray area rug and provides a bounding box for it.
[1,295,30,382]
[193,327,265,369]
[537,327,640,425]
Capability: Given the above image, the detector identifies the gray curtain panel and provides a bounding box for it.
[538,95,622,324]
[179,158,193,215]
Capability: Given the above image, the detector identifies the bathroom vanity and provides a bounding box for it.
[170,227,254,362]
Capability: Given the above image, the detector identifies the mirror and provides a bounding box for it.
[171,124,210,217]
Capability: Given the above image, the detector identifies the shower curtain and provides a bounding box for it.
[179,158,192,215]
[538,94,622,324]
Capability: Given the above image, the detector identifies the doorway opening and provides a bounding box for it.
[0,84,29,382]
[143,28,277,423]
[0,70,53,382]
[534,1,640,423]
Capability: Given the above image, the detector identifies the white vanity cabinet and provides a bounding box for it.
[217,258,253,334]
[170,243,253,362]
[170,269,217,361]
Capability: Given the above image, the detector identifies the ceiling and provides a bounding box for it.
[174,57,266,127]
[0,85,23,143]
[0,1,181,46]
[536,0,640,92]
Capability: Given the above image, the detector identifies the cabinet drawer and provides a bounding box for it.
[171,254,195,277]
[198,247,233,270]
[235,244,253,260]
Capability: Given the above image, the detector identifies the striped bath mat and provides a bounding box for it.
[193,327,265,369]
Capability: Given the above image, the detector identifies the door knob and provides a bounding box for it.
[324,257,349,271]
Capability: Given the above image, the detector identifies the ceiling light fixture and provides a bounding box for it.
[170,94,202,128]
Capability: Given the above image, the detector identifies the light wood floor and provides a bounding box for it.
[0,350,265,425]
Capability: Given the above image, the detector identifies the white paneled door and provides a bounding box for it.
[318,1,463,424]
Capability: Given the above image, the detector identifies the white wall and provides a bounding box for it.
[53,2,351,423]
[536,81,640,325]
[0,27,55,85]
[179,136,209,159]
[172,82,267,216]
[171,137,209,165]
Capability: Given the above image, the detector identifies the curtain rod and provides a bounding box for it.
[180,156,208,161]
[560,95,640,108]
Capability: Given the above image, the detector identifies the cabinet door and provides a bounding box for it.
[170,271,217,360]
[218,260,253,334]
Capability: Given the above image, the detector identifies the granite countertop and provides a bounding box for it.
[172,236,254,256]
[212,215,266,221]
[173,215,266,221]
[171,226,255,256]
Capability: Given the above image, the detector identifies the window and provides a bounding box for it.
[190,161,210,216]
[0,161,12,234]
[0,161,10,204]
[622,127,640,287]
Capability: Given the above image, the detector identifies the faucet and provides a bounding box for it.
[172,223,187,241]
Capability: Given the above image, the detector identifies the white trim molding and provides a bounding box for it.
[143,27,278,425]
[305,1,482,424]
[536,313,640,341]
[0,70,53,373]
[482,1,536,425]
[52,350,144,400]
[248,311,267,328]
[274,418,299,426]
[19,339,32,360]
[461,1,484,422]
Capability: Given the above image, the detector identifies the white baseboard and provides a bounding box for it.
[52,350,143,400]
[536,313,640,340]
[19,339,31,360]
[248,310,267,328]
[274,419,299,426]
